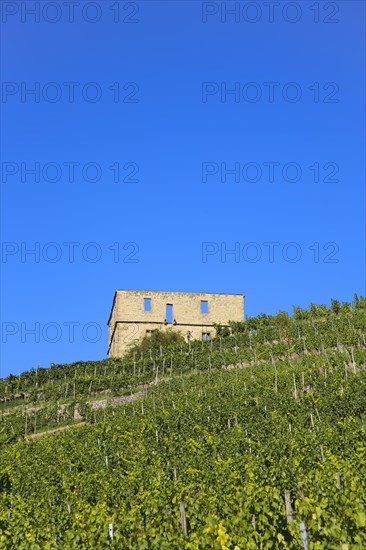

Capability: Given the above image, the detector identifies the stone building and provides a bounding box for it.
[108,289,245,357]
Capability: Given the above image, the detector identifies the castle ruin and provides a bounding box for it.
[108,290,245,356]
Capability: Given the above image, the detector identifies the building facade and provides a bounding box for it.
[108,289,245,356]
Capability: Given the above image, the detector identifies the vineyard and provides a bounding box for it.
[0,296,366,548]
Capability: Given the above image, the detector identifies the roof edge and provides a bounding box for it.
[115,289,245,296]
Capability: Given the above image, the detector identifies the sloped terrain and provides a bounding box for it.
[0,297,366,548]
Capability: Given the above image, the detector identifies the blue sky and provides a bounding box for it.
[1,0,365,376]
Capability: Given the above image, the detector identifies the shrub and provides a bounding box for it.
[126,329,185,356]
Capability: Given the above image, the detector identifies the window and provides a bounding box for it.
[165,304,173,324]
[144,298,151,311]
[202,332,211,341]
[201,300,208,314]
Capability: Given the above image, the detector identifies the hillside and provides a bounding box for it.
[1,296,366,548]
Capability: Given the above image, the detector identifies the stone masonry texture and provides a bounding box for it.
[108,290,245,357]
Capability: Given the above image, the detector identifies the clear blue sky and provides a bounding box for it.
[1,1,365,376]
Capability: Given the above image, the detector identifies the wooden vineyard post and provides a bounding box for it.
[293,373,298,401]
[180,501,188,536]
[351,347,356,373]
[284,490,294,523]
[335,472,341,489]
[275,368,278,393]
[320,445,325,462]
[8,491,12,519]
[250,505,256,529]
[310,413,314,428]
[302,337,307,354]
